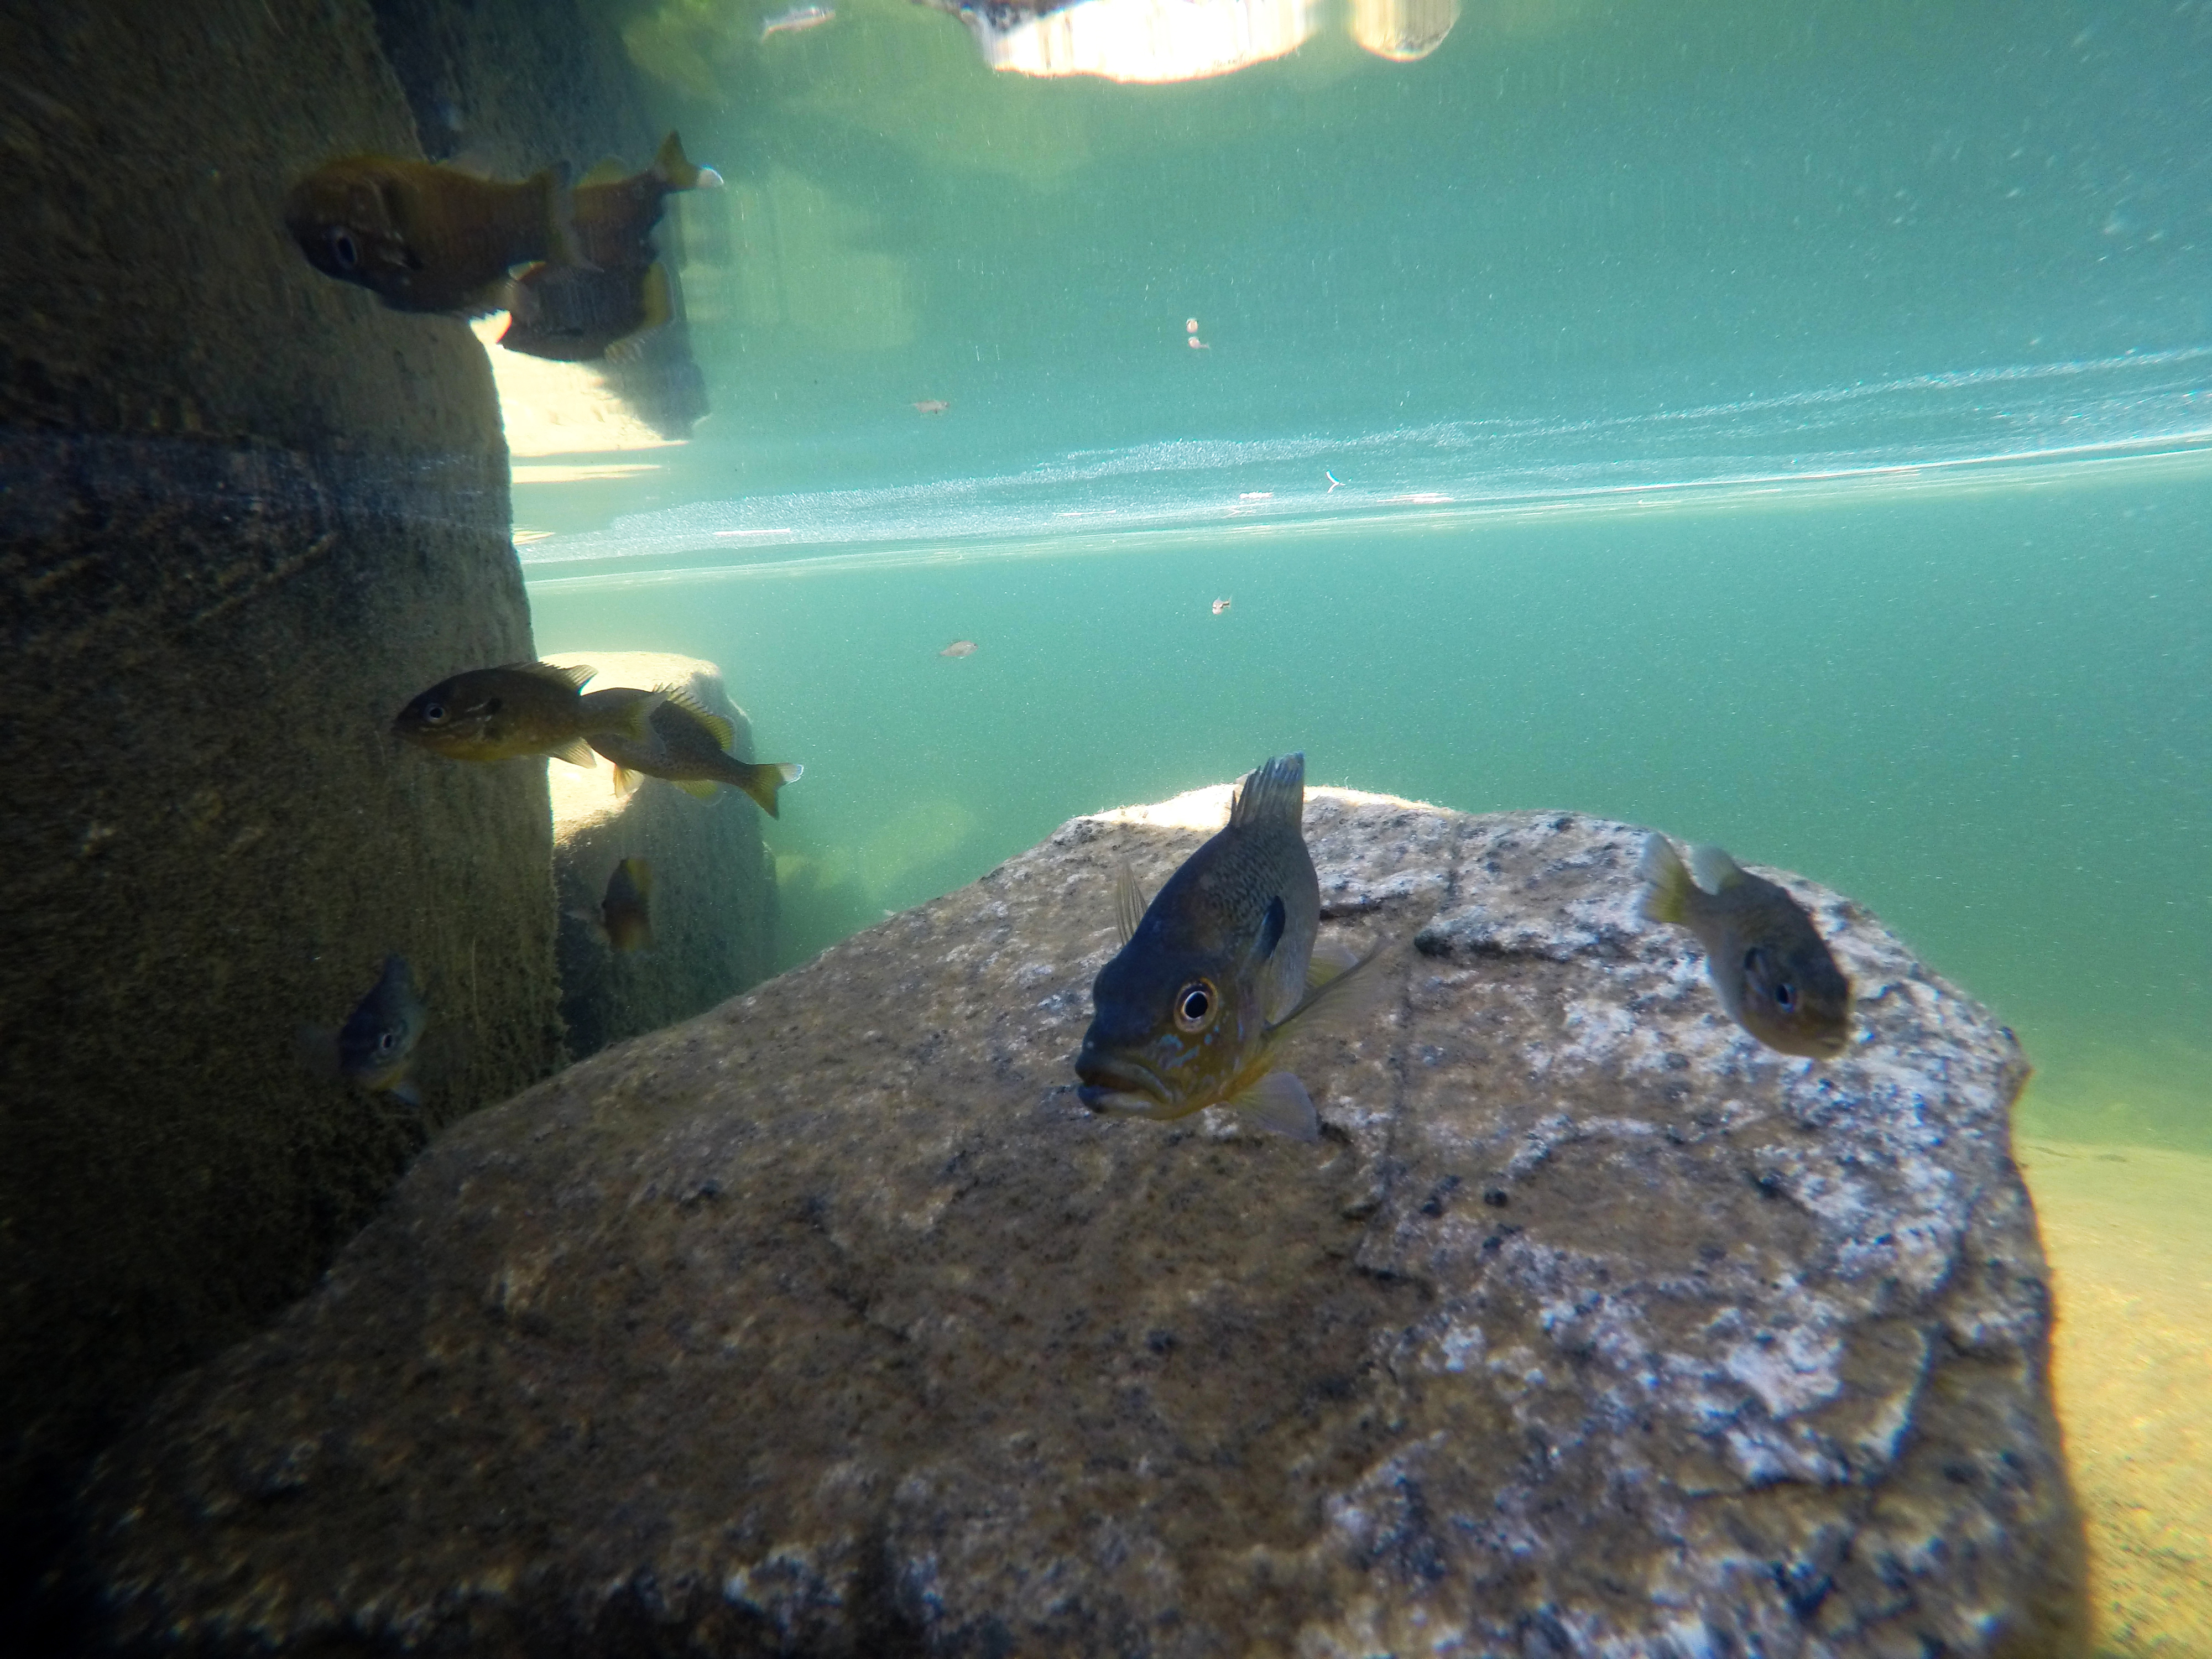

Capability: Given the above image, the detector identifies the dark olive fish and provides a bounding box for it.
[299,954,426,1106]
[572,857,654,953]
[285,155,580,315]
[499,133,717,362]
[584,686,801,817]
[1636,834,1853,1058]
[1073,754,1384,1141]
[393,662,659,766]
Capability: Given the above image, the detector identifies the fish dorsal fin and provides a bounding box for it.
[1305,937,1360,989]
[1232,1071,1319,1142]
[580,156,627,187]
[1688,844,1747,894]
[1253,895,1286,962]
[549,736,598,768]
[657,685,735,749]
[1635,833,1695,925]
[512,659,594,690]
[1229,753,1305,831]
[1114,858,1149,947]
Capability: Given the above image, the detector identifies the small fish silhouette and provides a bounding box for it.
[1212,598,1232,615]
[939,640,977,658]
[914,399,950,415]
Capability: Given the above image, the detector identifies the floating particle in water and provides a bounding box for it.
[940,639,977,658]
[914,399,949,415]
[1186,317,1199,333]
[1213,598,1232,615]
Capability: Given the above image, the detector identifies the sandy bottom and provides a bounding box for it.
[2017,1140,2212,1657]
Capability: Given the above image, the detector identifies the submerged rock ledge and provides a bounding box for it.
[77,791,2085,1656]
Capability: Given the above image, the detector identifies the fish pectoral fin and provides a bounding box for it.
[549,737,598,767]
[1635,832,1695,924]
[676,779,719,800]
[1275,942,1399,1043]
[386,1079,424,1108]
[1305,937,1361,989]
[1231,1072,1319,1142]
[1113,858,1149,946]
[1688,844,1748,894]
[1251,894,1287,962]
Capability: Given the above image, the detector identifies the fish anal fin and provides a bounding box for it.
[1114,857,1149,947]
[1231,1071,1318,1142]
[676,779,719,800]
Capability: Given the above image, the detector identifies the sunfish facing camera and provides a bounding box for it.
[1074,754,1386,1141]
[1636,833,1853,1058]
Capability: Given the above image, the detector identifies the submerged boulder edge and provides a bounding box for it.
[77,790,2086,1658]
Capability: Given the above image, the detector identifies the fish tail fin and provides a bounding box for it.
[1230,1071,1319,1141]
[1229,752,1305,832]
[1635,832,1696,925]
[532,160,588,269]
[1688,844,1748,893]
[653,132,706,190]
[734,761,802,817]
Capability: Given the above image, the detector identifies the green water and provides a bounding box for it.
[514,1,2209,1640]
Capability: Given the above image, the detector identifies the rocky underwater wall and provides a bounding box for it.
[0,0,593,1623]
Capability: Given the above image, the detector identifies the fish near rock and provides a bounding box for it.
[285,155,581,316]
[571,857,654,953]
[1636,833,1853,1058]
[1074,753,1386,1141]
[298,954,426,1106]
[584,686,802,817]
[499,133,718,363]
[393,662,660,766]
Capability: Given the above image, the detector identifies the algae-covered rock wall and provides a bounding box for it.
[0,0,567,1615]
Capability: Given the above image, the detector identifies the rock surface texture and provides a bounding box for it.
[0,0,570,1603]
[547,651,778,1060]
[79,791,2085,1656]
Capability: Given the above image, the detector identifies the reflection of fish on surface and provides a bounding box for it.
[571,857,654,953]
[913,399,950,415]
[938,639,977,658]
[298,954,426,1107]
[585,686,802,817]
[1074,754,1391,1141]
[761,4,836,38]
[1636,833,1853,1059]
[499,133,719,363]
[392,662,661,766]
[285,155,581,315]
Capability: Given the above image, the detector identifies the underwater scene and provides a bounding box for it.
[4,0,2207,1652]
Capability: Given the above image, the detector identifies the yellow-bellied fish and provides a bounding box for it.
[392,662,660,766]
[1074,753,1385,1141]
[572,857,654,953]
[1636,834,1853,1058]
[583,685,802,816]
[284,155,581,315]
[299,954,426,1106]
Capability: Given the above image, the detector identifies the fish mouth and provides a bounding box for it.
[1074,1052,1169,1114]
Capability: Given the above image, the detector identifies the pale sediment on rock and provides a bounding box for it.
[546,651,776,1058]
[77,791,2085,1656]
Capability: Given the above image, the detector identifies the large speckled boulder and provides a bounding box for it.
[545,651,777,1059]
[75,790,2085,1656]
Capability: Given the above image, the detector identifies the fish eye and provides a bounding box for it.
[1773,980,1796,1010]
[328,228,359,269]
[1172,978,1217,1032]
[421,701,447,724]
[375,1031,397,1054]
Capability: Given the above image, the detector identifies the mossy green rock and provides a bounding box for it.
[77,790,2084,1654]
